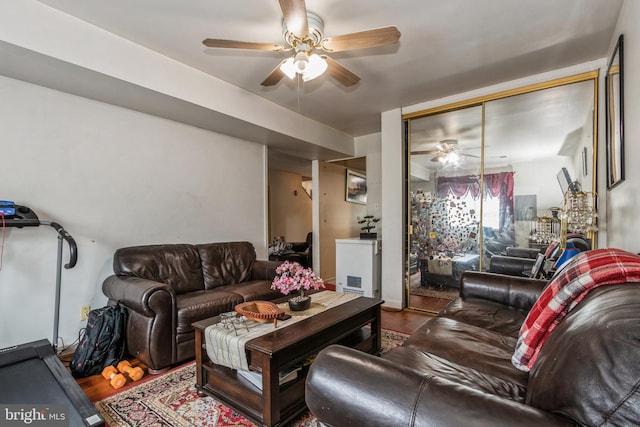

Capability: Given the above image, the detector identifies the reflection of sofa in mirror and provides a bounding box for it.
[489,235,591,277]
[505,247,541,259]
[489,254,537,277]
[489,246,542,276]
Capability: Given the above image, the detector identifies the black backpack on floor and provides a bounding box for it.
[70,303,128,378]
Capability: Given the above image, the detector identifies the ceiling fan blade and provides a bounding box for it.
[438,140,458,152]
[279,0,309,38]
[461,153,480,158]
[321,26,401,52]
[261,61,288,86]
[323,56,360,87]
[410,150,440,155]
[203,39,284,51]
[440,139,458,145]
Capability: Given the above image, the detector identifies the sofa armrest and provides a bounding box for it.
[250,259,282,281]
[306,345,573,427]
[489,255,536,277]
[102,275,176,317]
[506,247,542,259]
[289,241,308,252]
[460,271,547,311]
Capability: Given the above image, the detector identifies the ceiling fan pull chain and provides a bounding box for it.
[297,73,302,114]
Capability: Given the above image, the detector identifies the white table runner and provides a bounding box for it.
[204,291,358,371]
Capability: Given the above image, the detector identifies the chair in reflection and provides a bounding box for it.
[268,232,312,268]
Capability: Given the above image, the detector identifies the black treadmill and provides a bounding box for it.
[0,340,105,427]
[0,204,104,426]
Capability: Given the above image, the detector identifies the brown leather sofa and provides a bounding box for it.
[488,246,541,276]
[306,271,640,426]
[102,241,282,373]
[490,237,591,277]
[489,254,537,276]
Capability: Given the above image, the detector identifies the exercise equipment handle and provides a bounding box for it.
[49,222,77,269]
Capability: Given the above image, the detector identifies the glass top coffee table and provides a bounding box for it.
[192,295,383,427]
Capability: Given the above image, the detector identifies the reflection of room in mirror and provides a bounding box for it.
[406,74,598,312]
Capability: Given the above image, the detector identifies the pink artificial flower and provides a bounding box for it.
[271,261,325,295]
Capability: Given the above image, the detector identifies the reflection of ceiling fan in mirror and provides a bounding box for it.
[411,139,480,164]
[202,0,401,87]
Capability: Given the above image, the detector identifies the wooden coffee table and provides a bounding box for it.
[193,295,383,427]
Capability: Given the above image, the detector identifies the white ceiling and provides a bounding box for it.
[35,0,623,140]
[409,79,596,170]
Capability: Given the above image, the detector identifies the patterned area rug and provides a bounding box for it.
[95,329,409,427]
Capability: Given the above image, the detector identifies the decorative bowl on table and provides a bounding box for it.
[234,301,284,327]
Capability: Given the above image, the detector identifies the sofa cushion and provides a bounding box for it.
[217,280,283,302]
[440,298,528,337]
[526,284,640,427]
[384,347,527,402]
[197,242,256,289]
[404,317,527,388]
[175,290,244,334]
[113,244,204,294]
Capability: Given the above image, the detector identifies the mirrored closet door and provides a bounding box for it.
[405,73,598,312]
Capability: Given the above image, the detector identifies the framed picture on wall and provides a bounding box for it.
[345,169,367,204]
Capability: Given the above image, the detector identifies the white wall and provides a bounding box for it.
[605,0,640,252]
[317,162,367,282]
[0,1,353,155]
[0,76,268,349]
[512,158,571,214]
[380,109,404,309]
[268,169,312,242]
[355,133,383,230]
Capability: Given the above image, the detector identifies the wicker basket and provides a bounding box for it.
[235,301,284,327]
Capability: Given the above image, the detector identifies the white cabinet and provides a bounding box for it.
[335,238,381,298]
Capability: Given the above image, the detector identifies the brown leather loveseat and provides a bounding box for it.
[306,255,640,426]
[102,241,282,373]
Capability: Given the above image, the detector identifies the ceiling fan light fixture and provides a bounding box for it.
[293,51,309,73]
[279,52,327,82]
[302,53,327,82]
[279,57,297,79]
[443,151,460,165]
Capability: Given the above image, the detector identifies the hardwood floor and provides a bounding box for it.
[407,294,454,313]
[381,306,433,333]
[64,307,434,402]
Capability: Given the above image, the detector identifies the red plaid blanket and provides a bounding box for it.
[512,248,640,372]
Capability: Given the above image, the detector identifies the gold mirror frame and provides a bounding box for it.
[403,71,599,312]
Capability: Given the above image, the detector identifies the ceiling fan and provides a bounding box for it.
[202,0,401,87]
[411,139,480,163]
